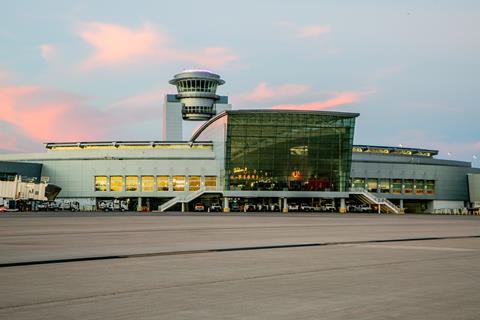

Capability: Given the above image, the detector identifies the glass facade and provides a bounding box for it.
[221,111,357,192]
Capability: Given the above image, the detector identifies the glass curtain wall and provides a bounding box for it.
[224,111,357,192]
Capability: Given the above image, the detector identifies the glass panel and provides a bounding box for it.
[189,176,201,191]
[367,178,378,193]
[415,180,425,194]
[392,179,402,194]
[426,180,435,195]
[172,176,185,191]
[379,179,390,193]
[352,178,365,189]
[404,179,414,194]
[205,176,217,191]
[95,176,107,192]
[223,112,357,192]
[157,176,169,191]
[125,176,138,192]
[110,176,123,192]
[141,176,154,192]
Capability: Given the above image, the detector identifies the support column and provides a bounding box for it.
[278,198,282,211]
[137,197,142,212]
[399,199,404,209]
[181,202,186,213]
[340,198,346,213]
[283,198,288,213]
[223,197,230,213]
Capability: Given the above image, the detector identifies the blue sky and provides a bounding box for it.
[0,0,479,164]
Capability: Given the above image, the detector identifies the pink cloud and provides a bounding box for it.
[271,90,374,111]
[109,88,167,109]
[0,80,167,151]
[237,82,310,103]
[39,44,56,62]
[297,25,330,38]
[0,85,103,142]
[79,23,162,69]
[78,22,237,70]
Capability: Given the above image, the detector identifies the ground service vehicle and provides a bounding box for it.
[210,203,222,212]
[98,199,128,211]
[322,204,336,212]
[194,203,205,212]
[300,203,314,212]
[288,203,299,212]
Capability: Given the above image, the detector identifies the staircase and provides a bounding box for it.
[349,188,401,214]
[158,189,206,212]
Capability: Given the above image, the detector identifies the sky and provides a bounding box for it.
[0,0,479,164]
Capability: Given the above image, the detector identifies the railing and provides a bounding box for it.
[158,189,208,212]
[349,187,401,214]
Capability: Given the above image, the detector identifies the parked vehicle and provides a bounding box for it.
[288,203,299,212]
[194,203,205,212]
[98,199,128,212]
[230,201,240,212]
[270,204,280,212]
[300,203,314,212]
[322,203,336,212]
[210,203,222,212]
[61,201,80,212]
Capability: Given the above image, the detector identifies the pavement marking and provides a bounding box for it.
[356,244,476,252]
[1,235,479,268]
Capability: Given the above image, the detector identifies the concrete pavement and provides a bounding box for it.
[0,214,479,319]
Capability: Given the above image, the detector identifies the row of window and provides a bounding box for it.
[94,175,217,192]
[351,178,435,195]
[182,106,213,114]
[176,79,218,93]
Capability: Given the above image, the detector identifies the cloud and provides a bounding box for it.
[39,44,57,62]
[109,88,167,109]
[297,25,330,38]
[239,82,310,102]
[78,22,237,70]
[0,80,167,150]
[271,90,375,111]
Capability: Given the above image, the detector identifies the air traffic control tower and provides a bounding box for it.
[163,70,231,141]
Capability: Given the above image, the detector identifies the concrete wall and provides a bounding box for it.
[352,153,480,201]
[468,174,480,202]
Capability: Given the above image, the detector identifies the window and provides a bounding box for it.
[404,179,413,194]
[415,180,425,195]
[392,179,402,194]
[141,176,154,192]
[189,176,201,191]
[351,178,365,189]
[125,176,138,191]
[110,176,123,192]
[426,180,435,195]
[379,179,390,193]
[205,176,217,190]
[367,178,378,193]
[172,176,185,191]
[95,176,107,192]
[157,176,169,191]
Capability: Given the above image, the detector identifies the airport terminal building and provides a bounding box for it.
[1,70,479,213]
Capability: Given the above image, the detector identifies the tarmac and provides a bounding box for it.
[0,213,479,319]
